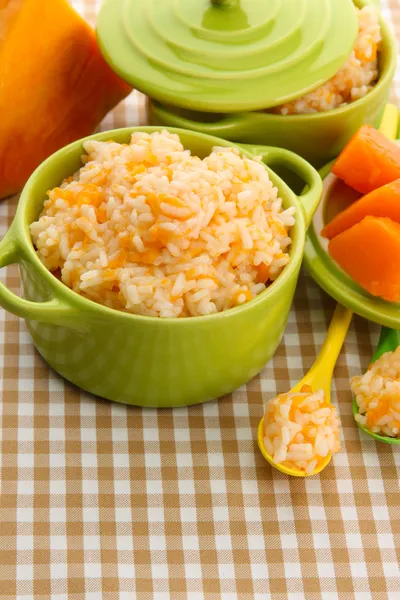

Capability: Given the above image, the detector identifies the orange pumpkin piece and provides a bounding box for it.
[322,179,400,239]
[329,216,400,302]
[0,0,131,199]
[332,125,400,195]
[366,395,390,429]
[255,262,270,283]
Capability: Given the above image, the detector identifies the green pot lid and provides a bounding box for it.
[96,0,359,113]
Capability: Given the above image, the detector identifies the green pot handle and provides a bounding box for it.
[0,230,77,324]
[240,145,323,228]
[151,102,264,137]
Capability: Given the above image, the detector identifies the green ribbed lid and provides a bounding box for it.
[96,0,359,113]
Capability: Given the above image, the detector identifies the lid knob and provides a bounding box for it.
[211,0,237,6]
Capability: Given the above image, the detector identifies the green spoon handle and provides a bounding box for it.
[372,327,400,362]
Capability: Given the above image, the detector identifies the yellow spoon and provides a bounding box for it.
[378,102,400,142]
[258,104,399,477]
[257,303,352,477]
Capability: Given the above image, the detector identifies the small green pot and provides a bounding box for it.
[149,0,395,168]
[0,128,322,407]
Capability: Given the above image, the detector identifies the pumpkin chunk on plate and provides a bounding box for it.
[322,179,400,239]
[329,216,400,302]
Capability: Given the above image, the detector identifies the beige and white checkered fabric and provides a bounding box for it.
[1,1,400,598]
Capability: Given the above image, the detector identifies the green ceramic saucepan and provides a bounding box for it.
[148,0,395,169]
[0,128,322,408]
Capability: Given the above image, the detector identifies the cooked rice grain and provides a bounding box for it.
[30,131,295,318]
[263,387,341,475]
[351,347,400,438]
[274,6,381,115]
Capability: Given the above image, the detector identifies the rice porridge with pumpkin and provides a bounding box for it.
[30,131,295,318]
[273,6,381,115]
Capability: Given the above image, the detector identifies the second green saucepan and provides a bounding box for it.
[0,127,322,408]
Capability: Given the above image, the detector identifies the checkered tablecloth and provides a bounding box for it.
[1,1,400,598]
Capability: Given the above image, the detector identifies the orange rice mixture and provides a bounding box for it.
[352,347,400,438]
[30,131,295,318]
[274,6,381,115]
[263,386,341,475]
